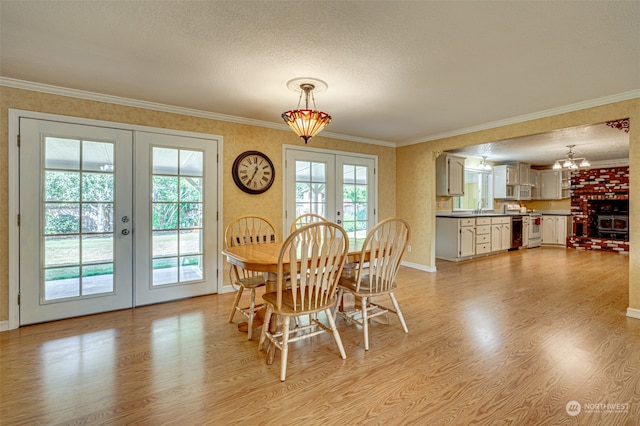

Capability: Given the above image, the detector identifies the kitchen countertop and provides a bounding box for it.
[436,212,511,218]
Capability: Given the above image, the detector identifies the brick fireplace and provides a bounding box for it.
[568,166,630,253]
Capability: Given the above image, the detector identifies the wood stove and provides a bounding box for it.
[597,214,629,240]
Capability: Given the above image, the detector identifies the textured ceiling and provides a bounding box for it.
[0,0,638,165]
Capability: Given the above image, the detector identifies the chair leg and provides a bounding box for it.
[361,296,369,350]
[259,305,273,352]
[228,286,244,323]
[332,289,344,321]
[325,308,346,359]
[280,316,291,381]
[389,292,408,333]
[247,288,256,340]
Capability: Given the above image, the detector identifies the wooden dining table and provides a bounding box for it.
[222,240,365,363]
[221,240,365,293]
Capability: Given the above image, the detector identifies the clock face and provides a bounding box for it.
[232,151,275,194]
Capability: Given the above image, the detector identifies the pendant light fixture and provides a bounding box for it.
[479,156,492,171]
[282,78,332,143]
[552,145,590,170]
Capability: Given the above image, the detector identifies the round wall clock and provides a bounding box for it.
[232,150,275,194]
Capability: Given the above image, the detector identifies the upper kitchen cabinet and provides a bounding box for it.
[539,170,562,199]
[530,169,541,199]
[518,163,531,186]
[493,164,518,199]
[436,154,465,196]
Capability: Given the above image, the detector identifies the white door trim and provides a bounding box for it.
[7,109,224,330]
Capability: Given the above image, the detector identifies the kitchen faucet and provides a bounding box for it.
[474,201,483,214]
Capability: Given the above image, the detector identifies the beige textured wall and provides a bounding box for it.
[397,98,639,310]
[0,86,396,322]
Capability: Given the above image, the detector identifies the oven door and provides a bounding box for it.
[529,215,542,239]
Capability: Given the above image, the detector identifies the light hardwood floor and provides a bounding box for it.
[1,247,638,425]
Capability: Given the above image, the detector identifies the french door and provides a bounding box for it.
[284,147,377,244]
[18,118,218,325]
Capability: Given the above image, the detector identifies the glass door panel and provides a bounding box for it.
[151,147,204,286]
[285,147,376,245]
[134,132,217,306]
[20,119,133,325]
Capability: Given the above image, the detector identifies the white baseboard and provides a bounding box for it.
[0,321,9,332]
[401,260,436,273]
[626,307,640,320]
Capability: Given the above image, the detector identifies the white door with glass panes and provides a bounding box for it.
[19,119,134,325]
[284,147,376,245]
[134,132,217,306]
[18,118,218,325]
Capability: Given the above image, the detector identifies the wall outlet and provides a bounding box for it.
[407,245,412,252]
[437,201,441,208]
[444,200,449,207]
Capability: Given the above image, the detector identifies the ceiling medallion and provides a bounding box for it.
[605,118,630,133]
[282,77,332,143]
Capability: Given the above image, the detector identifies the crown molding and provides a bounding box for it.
[397,89,640,147]
[0,77,395,148]
[3,77,637,150]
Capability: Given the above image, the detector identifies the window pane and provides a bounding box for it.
[82,234,113,263]
[45,235,79,267]
[153,230,178,257]
[180,255,203,281]
[180,150,203,177]
[180,177,202,202]
[153,176,178,202]
[153,147,178,175]
[45,203,80,234]
[82,173,114,202]
[454,169,492,210]
[83,141,114,172]
[82,204,114,233]
[45,138,80,170]
[82,264,114,295]
[153,258,178,286]
[45,171,80,202]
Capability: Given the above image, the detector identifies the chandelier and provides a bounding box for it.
[552,145,590,170]
[282,78,332,143]
[479,156,492,171]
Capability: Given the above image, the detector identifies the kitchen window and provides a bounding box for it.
[453,168,493,211]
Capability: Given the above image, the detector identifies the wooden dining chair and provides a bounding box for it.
[225,215,278,340]
[259,222,349,381]
[333,218,410,350]
[290,213,328,233]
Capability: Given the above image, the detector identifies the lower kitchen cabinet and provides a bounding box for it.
[475,217,492,255]
[542,215,570,245]
[436,217,475,261]
[436,215,512,261]
[491,217,511,252]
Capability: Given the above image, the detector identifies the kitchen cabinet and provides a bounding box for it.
[539,170,562,200]
[436,217,475,261]
[530,170,541,199]
[541,215,570,245]
[518,163,531,186]
[561,169,571,199]
[436,154,465,196]
[493,165,518,199]
[490,216,511,252]
[475,217,492,255]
